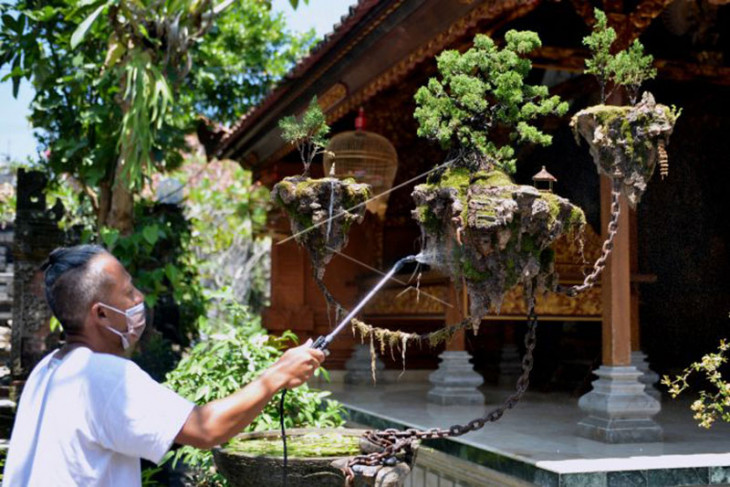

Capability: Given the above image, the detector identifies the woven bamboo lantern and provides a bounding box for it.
[323,108,398,220]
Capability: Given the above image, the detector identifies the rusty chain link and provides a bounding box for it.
[343,307,539,484]
[558,178,622,297]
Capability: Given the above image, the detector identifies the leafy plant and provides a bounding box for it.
[163,296,346,486]
[278,96,331,176]
[583,9,656,104]
[662,339,730,429]
[0,0,314,235]
[413,30,568,174]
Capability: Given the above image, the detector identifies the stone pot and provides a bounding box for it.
[212,428,414,487]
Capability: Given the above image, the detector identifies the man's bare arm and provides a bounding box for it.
[174,341,325,449]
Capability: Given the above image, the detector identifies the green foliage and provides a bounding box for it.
[583,9,656,103]
[414,30,568,173]
[611,40,657,104]
[0,0,314,228]
[84,200,206,345]
[187,3,316,125]
[164,296,346,485]
[582,9,616,101]
[662,339,730,429]
[278,96,331,176]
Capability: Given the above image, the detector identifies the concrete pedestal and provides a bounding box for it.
[578,365,662,443]
[428,351,484,406]
[345,344,386,385]
[631,350,662,402]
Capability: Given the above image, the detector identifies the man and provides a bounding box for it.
[3,245,325,486]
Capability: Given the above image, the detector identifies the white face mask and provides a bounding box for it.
[98,302,146,350]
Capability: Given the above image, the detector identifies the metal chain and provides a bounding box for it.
[558,178,622,297]
[343,308,540,484]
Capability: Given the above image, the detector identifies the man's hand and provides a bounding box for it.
[267,339,326,389]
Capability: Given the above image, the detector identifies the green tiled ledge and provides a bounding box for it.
[344,406,730,487]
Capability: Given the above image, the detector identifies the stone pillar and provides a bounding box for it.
[11,170,67,380]
[577,176,662,443]
[428,285,484,405]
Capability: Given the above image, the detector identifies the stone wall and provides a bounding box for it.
[11,169,67,379]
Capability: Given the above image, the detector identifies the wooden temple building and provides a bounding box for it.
[215,0,730,448]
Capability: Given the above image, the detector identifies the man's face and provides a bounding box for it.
[90,253,145,352]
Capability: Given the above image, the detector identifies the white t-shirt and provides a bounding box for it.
[2,346,195,486]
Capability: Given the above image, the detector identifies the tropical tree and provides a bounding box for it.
[0,0,313,234]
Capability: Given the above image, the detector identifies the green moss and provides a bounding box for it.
[227,432,361,458]
[505,258,518,286]
[461,257,491,281]
[569,206,587,227]
[589,105,631,125]
[472,170,514,188]
[415,205,442,234]
[543,193,561,222]
[520,234,540,258]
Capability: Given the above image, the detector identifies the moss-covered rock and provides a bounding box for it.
[571,91,679,207]
[272,176,370,279]
[412,169,585,331]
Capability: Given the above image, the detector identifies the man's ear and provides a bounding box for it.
[91,303,108,323]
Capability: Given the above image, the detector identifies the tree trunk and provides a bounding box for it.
[97,180,112,229]
[106,158,135,236]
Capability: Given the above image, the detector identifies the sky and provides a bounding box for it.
[0,0,350,164]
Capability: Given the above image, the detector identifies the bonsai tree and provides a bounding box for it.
[410,30,585,331]
[278,97,331,178]
[572,9,679,206]
[414,30,568,174]
[582,9,657,105]
[271,98,370,303]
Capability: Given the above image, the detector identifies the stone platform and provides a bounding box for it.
[321,380,730,487]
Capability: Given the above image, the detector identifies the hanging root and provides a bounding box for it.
[369,332,377,384]
[313,271,346,325]
[350,318,473,380]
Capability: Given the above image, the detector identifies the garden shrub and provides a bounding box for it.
[163,296,346,486]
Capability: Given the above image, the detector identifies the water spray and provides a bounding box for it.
[280,253,426,487]
[311,253,424,352]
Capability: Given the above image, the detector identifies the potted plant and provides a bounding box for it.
[213,427,413,487]
[163,297,350,486]
[570,9,680,207]
[411,30,586,331]
[271,98,371,284]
